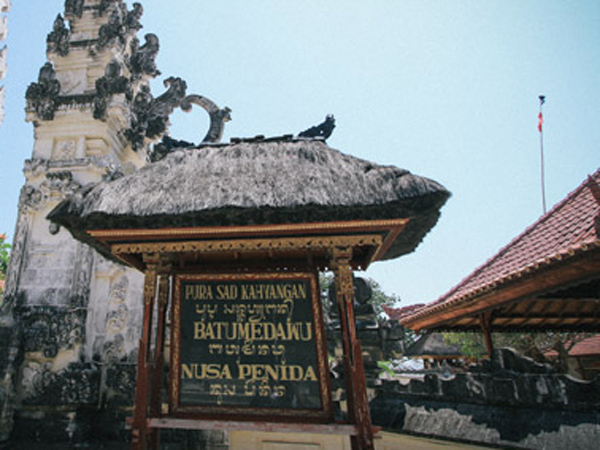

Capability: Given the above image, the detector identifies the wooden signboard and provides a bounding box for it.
[170,272,332,422]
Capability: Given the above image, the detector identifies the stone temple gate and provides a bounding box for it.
[0,1,449,448]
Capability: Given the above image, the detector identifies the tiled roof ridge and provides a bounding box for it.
[407,168,600,320]
[403,239,600,323]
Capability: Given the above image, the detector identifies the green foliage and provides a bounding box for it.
[368,278,400,314]
[318,272,400,315]
[0,234,9,278]
[377,360,396,378]
[443,331,594,372]
[0,233,10,299]
[443,332,487,358]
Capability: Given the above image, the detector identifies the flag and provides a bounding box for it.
[538,112,543,133]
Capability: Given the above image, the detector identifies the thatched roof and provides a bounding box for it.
[48,138,449,261]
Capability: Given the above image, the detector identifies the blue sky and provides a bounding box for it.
[1,1,598,306]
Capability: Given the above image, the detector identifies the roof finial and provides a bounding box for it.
[298,114,336,140]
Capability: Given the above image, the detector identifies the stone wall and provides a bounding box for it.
[370,348,600,449]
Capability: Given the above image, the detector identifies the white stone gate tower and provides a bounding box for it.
[0,0,189,443]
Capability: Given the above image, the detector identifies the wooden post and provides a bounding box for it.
[131,256,158,450]
[480,312,494,358]
[148,265,171,450]
[331,247,374,450]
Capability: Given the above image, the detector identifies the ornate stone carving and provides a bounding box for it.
[180,94,231,143]
[46,14,71,57]
[125,77,187,151]
[93,59,131,120]
[25,63,61,121]
[97,0,119,18]
[95,2,143,52]
[299,114,336,140]
[19,171,82,212]
[105,364,136,405]
[19,185,43,211]
[103,334,125,362]
[125,2,143,32]
[54,139,77,159]
[20,306,86,358]
[128,33,160,78]
[20,360,99,406]
[64,0,84,20]
[96,6,126,50]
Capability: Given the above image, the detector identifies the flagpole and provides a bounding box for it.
[538,95,547,215]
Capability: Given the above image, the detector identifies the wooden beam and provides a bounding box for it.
[479,312,494,358]
[147,418,359,435]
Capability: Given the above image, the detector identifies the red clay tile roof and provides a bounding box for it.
[545,334,600,357]
[402,168,600,325]
[383,304,425,321]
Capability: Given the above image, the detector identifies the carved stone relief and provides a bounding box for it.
[102,274,129,362]
[20,360,99,406]
[20,306,86,358]
[53,139,77,160]
[19,171,82,213]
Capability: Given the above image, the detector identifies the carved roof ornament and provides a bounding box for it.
[64,0,84,20]
[47,14,71,57]
[128,33,160,79]
[298,114,336,140]
[147,95,232,162]
[125,77,188,151]
[180,94,231,143]
[93,59,132,120]
[25,62,61,121]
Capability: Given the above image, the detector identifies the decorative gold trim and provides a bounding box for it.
[89,219,408,240]
[113,235,382,257]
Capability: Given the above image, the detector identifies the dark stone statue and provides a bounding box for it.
[64,0,84,19]
[97,0,119,17]
[128,34,161,78]
[125,2,144,32]
[25,63,62,121]
[96,8,127,50]
[299,114,336,140]
[47,14,71,57]
[93,60,132,120]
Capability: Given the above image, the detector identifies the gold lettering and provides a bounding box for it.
[216,284,238,300]
[236,364,317,382]
[185,284,214,300]
[180,363,232,380]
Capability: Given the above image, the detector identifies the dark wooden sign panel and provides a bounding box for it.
[170,272,332,421]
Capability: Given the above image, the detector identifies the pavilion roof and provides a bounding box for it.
[400,168,600,332]
[48,137,449,266]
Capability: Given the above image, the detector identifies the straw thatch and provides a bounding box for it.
[48,138,449,260]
